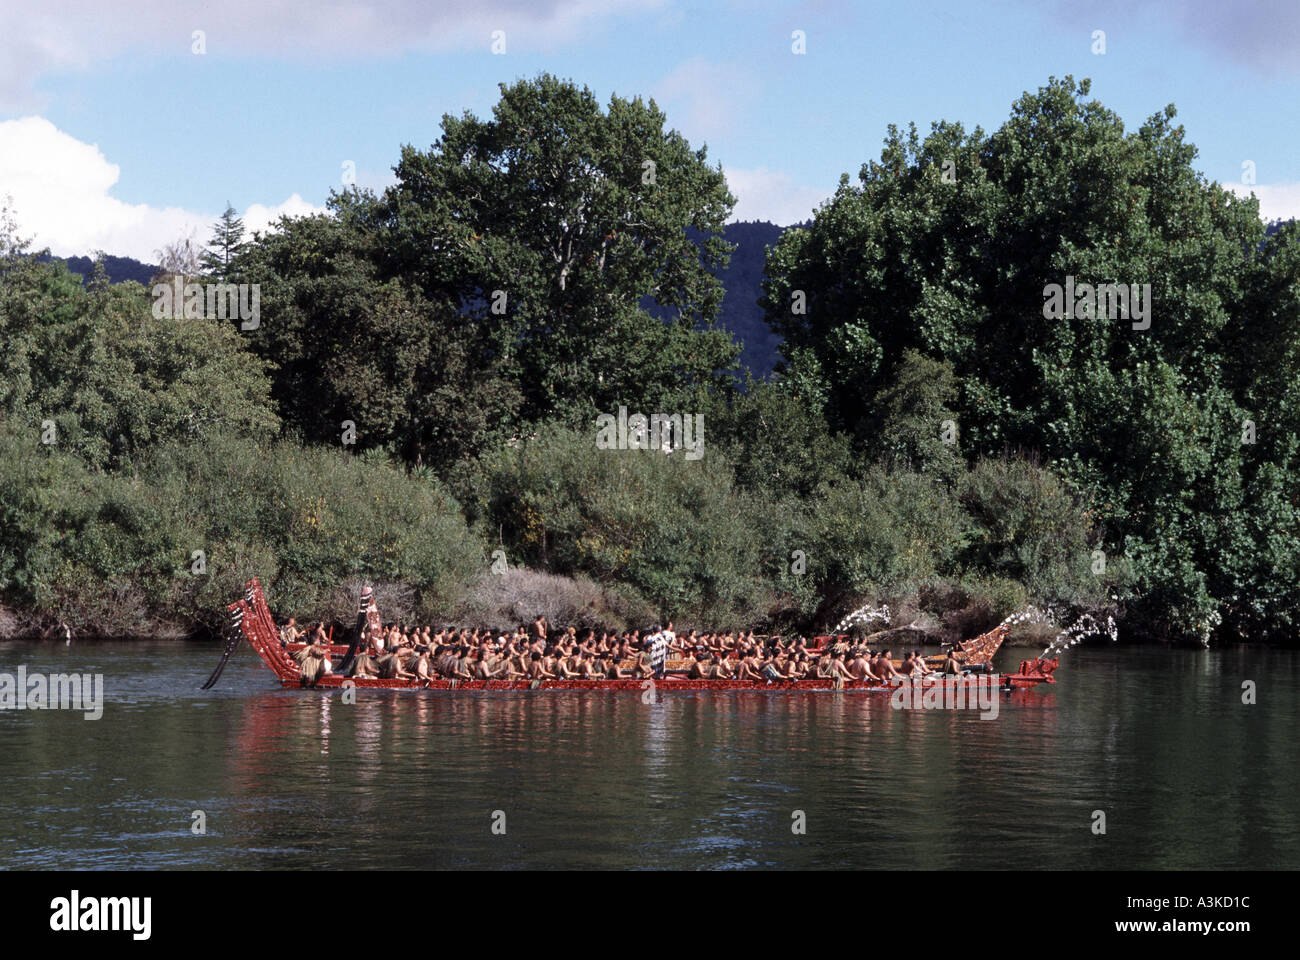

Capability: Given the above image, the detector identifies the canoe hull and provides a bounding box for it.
[271,672,1056,692]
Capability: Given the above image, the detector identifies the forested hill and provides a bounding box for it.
[637,219,791,377]
[713,220,789,377]
[40,252,158,286]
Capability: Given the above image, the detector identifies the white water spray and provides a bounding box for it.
[831,602,892,635]
[1039,613,1118,660]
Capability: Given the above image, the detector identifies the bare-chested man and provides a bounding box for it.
[759,649,785,682]
[527,651,556,681]
[688,654,712,679]
[632,641,657,679]
[453,645,477,680]
[577,651,602,679]
[409,649,434,681]
[553,649,582,679]
[847,648,880,682]
[827,651,856,681]
[783,652,807,679]
[809,653,834,679]
[734,651,763,681]
[872,649,904,683]
[902,650,933,678]
[377,648,414,680]
[475,651,508,680]
[346,642,380,677]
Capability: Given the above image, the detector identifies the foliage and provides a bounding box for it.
[0,254,278,470]
[0,426,481,635]
[3,77,1291,644]
[373,73,740,426]
[761,75,1299,640]
[236,210,520,466]
[199,204,247,279]
[475,424,780,624]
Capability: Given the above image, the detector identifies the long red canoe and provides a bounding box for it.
[219,578,1060,693]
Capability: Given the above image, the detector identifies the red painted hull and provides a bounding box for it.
[269,672,1055,692]
[229,579,1060,693]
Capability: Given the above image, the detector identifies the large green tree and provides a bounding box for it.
[375,73,740,425]
[236,205,522,466]
[0,253,278,471]
[762,76,1300,640]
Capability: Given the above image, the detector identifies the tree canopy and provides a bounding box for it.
[762,76,1300,640]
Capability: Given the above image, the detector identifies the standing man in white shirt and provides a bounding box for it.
[648,625,669,678]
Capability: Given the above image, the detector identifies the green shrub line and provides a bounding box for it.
[0,416,1120,642]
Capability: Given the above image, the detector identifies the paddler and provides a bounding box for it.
[298,632,331,686]
[527,650,556,681]
[847,647,879,682]
[735,650,763,681]
[409,648,434,681]
[873,649,904,684]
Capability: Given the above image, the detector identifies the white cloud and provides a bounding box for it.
[0,0,665,111]
[244,194,329,238]
[0,116,325,261]
[354,167,401,195]
[724,166,830,226]
[1223,182,1300,224]
[652,58,757,146]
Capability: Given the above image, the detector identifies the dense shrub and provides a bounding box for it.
[0,425,482,635]
[477,424,781,625]
[805,467,969,604]
[958,456,1124,606]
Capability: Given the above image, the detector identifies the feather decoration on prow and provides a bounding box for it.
[336,585,377,675]
[200,606,244,689]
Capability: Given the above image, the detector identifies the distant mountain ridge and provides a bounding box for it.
[712,220,790,378]
[639,219,793,378]
[47,220,798,379]
[40,252,158,287]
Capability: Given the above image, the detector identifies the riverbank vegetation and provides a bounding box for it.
[2,75,1297,645]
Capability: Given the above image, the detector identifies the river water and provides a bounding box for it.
[0,641,1295,869]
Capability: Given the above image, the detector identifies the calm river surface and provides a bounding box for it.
[1,642,1296,869]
